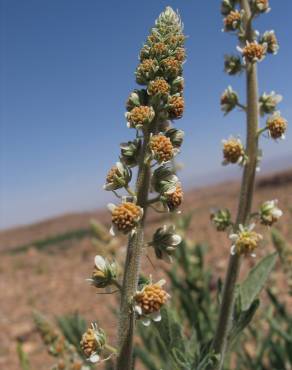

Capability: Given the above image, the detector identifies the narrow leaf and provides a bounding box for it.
[239,253,277,311]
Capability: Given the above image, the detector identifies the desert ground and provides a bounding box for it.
[1,169,292,370]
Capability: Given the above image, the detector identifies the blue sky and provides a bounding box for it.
[1,0,291,229]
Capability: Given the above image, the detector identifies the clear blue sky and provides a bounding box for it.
[1,0,291,229]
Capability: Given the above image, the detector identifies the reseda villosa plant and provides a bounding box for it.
[80,7,186,370]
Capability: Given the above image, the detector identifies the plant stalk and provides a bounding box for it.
[212,1,259,368]
[116,131,151,370]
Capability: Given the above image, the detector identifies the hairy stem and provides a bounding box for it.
[212,1,259,368]
[116,131,151,370]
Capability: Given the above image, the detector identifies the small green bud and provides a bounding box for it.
[87,255,118,288]
[251,0,270,14]
[125,89,148,111]
[165,128,184,148]
[104,162,132,191]
[259,30,279,55]
[221,0,238,16]
[210,208,232,231]
[220,86,239,114]
[259,200,283,226]
[152,165,178,195]
[224,54,243,75]
[120,139,141,167]
[259,91,282,116]
[150,225,182,262]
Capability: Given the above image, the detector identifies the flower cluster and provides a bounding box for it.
[259,199,283,226]
[134,279,170,326]
[230,224,263,257]
[80,323,106,363]
[222,137,246,165]
[266,111,287,140]
[108,200,143,236]
[220,86,239,114]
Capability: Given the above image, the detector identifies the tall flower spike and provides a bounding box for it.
[114,7,186,370]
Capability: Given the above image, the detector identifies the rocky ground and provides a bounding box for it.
[0,169,292,370]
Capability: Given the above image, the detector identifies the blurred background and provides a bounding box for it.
[0,1,291,369]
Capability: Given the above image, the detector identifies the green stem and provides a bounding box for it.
[212,1,260,368]
[116,131,151,370]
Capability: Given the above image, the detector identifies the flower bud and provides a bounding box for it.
[171,76,184,95]
[259,200,283,226]
[237,41,267,63]
[174,47,186,62]
[108,202,143,235]
[266,112,287,140]
[150,225,182,262]
[230,224,263,257]
[165,128,184,148]
[220,86,239,114]
[87,255,118,288]
[134,279,169,326]
[222,137,245,165]
[167,95,185,119]
[223,10,242,32]
[136,59,159,85]
[259,30,279,55]
[147,77,170,97]
[221,0,237,16]
[151,165,179,195]
[104,162,132,191]
[210,209,232,231]
[259,91,282,116]
[224,54,243,75]
[251,0,270,14]
[80,323,106,363]
[120,139,141,168]
[126,106,155,129]
[149,134,175,163]
[125,90,148,111]
[163,184,183,211]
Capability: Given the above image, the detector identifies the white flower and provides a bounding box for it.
[229,224,262,257]
[134,279,169,326]
[260,199,283,226]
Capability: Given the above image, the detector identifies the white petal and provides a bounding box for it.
[230,245,237,255]
[152,311,162,322]
[156,279,166,287]
[134,305,142,315]
[109,225,116,236]
[229,234,238,242]
[171,234,182,245]
[251,253,257,258]
[89,353,100,363]
[248,223,255,231]
[142,318,151,326]
[94,255,106,271]
[107,203,116,213]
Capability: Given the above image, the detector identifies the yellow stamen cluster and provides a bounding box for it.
[112,202,141,233]
[80,328,99,358]
[242,42,266,62]
[135,284,168,315]
[168,95,185,119]
[224,10,241,29]
[150,42,167,58]
[148,77,170,96]
[166,34,185,48]
[161,57,181,76]
[137,59,157,74]
[174,47,186,62]
[223,139,244,163]
[128,106,154,127]
[167,184,183,210]
[150,134,174,163]
[106,165,118,184]
[235,230,262,256]
[267,116,287,139]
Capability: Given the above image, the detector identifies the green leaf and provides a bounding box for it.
[228,298,260,348]
[239,253,277,311]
